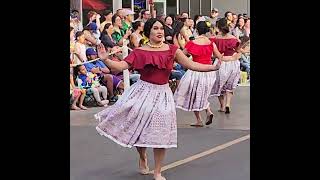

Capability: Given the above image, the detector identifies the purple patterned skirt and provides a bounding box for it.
[211,60,240,96]
[174,70,216,111]
[95,80,177,148]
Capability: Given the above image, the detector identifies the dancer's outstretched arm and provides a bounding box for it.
[175,49,220,72]
[97,43,130,72]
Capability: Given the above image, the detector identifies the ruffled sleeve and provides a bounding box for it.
[124,50,136,67]
[214,38,240,55]
[185,41,213,56]
[229,38,240,48]
[184,41,193,52]
[123,45,177,70]
[169,44,179,57]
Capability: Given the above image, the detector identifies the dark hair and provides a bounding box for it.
[140,9,149,18]
[194,15,201,24]
[173,21,184,38]
[74,65,84,77]
[217,18,230,34]
[132,21,142,31]
[224,11,232,17]
[112,14,121,24]
[143,18,165,38]
[164,16,172,23]
[103,23,113,32]
[239,36,250,45]
[70,26,74,32]
[236,17,245,29]
[75,31,84,39]
[71,9,79,14]
[180,17,187,23]
[103,10,112,17]
[168,14,176,21]
[196,21,210,35]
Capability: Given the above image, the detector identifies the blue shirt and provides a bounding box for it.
[84,60,107,72]
[78,74,91,88]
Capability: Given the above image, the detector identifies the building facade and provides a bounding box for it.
[70,0,250,23]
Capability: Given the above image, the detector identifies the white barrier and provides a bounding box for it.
[122,39,130,90]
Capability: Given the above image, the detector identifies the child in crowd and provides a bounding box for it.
[70,70,87,110]
[75,65,109,107]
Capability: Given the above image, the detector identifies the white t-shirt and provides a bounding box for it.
[74,42,87,64]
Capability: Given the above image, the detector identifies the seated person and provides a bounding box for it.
[238,36,250,79]
[85,48,123,101]
[108,46,141,86]
[75,65,109,107]
[169,62,186,87]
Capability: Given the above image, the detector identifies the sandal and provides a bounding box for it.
[190,123,204,127]
[225,107,231,114]
[205,113,214,125]
[138,159,149,175]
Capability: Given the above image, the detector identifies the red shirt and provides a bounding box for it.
[213,38,239,56]
[124,44,179,85]
[184,40,214,65]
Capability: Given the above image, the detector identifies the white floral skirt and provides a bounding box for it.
[174,70,216,111]
[95,80,177,148]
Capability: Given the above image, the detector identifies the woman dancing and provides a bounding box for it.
[211,18,242,114]
[94,18,220,180]
[174,21,240,127]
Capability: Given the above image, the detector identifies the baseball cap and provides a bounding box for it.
[86,48,98,56]
[212,8,219,12]
[123,9,135,16]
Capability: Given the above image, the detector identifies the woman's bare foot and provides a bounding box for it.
[71,105,81,110]
[218,107,225,112]
[190,122,204,127]
[139,156,149,175]
[153,174,166,180]
[190,117,204,127]
[79,105,88,110]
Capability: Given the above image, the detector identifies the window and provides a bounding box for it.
[122,0,132,9]
[190,0,200,19]
[166,0,177,15]
[82,0,113,26]
[179,0,188,16]
[201,0,211,16]
[133,0,147,19]
[153,0,166,17]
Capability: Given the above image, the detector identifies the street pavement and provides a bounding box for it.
[70,86,250,180]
